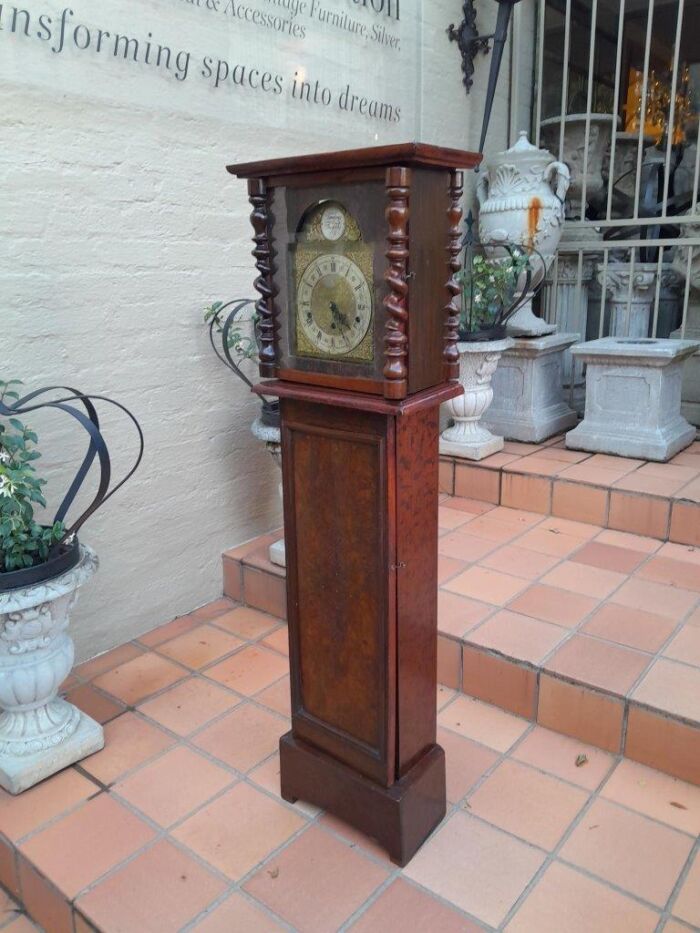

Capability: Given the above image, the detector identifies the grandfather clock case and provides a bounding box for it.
[229,144,479,865]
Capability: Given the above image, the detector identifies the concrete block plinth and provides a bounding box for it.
[566,337,700,461]
[483,333,579,443]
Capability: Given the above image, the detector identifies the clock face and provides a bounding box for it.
[290,200,375,364]
[297,254,373,357]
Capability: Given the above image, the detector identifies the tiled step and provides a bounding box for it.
[223,503,700,787]
[439,436,700,546]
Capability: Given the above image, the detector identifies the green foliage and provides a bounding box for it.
[0,380,65,573]
[458,251,530,337]
[204,301,259,363]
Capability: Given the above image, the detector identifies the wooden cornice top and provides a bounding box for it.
[228,143,481,178]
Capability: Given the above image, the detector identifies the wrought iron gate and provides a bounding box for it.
[526,0,700,412]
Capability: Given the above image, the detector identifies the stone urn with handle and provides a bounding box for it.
[477,132,570,337]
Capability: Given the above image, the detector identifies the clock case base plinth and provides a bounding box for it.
[280,731,446,867]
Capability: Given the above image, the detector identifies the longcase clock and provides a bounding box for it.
[229,143,480,865]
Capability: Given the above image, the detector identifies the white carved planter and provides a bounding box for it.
[0,545,104,794]
[477,132,570,337]
[251,416,285,568]
[440,339,513,460]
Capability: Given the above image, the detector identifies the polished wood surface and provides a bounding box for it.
[277,369,384,395]
[383,167,411,399]
[280,733,446,867]
[404,167,454,394]
[395,405,439,775]
[253,379,462,415]
[247,178,277,377]
[443,170,464,381]
[281,399,395,785]
[228,142,481,179]
[272,380,449,862]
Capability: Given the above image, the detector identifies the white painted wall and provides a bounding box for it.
[1,0,535,660]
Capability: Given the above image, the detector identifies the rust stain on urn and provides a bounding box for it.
[527,196,542,247]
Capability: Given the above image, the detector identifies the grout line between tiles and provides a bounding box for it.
[659,836,699,930]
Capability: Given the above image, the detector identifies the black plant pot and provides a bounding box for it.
[260,400,280,430]
[0,535,81,592]
[458,323,508,342]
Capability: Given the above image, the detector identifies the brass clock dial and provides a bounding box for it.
[290,200,375,364]
[297,254,373,358]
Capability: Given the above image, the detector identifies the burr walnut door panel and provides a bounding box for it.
[280,398,397,787]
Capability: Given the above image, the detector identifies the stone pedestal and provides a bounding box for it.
[440,339,513,460]
[484,334,580,442]
[566,338,700,461]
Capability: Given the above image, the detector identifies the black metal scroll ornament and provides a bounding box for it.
[0,387,144,588]
[448,0,523,154]
[207,298,280,428]
[447,0,490,95]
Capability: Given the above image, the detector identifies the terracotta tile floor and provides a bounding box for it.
[3,600,700,932]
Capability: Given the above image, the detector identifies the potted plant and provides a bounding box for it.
[0,381,143,793]
[204,300,285,566]
[440,224,532,460]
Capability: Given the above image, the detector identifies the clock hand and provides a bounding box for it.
[330,301,351,346]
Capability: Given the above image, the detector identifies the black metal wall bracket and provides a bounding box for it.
[447,0,492,95]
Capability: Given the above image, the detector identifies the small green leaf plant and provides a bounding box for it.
[204,301,259,363]
[458,250,530,338]
[0,380,65,573]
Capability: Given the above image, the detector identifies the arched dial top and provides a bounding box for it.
[292,201,374,364]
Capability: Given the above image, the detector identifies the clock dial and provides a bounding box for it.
[297,254,373,358]
[320,205,346,241]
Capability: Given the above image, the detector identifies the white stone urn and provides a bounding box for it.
[440,339,514,460]
[540,114,618,220]
[250,416,285,567]
[0,545,103,794]
[477,131,570,337]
